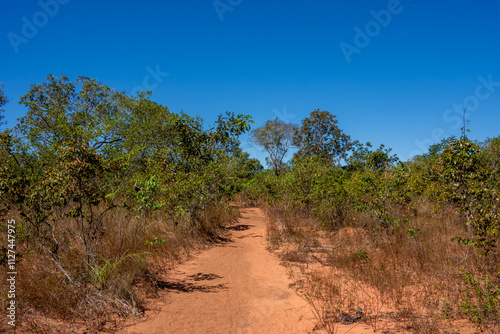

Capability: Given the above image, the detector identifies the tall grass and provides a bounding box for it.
[0,200,238,333]
[257,198,499,333]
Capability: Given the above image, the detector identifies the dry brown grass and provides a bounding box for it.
[264,200,500,333]
[0,200,238,333]
[262,201,321,250]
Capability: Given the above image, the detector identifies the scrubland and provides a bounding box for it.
[1,78,498,333]
[239,138,499,333]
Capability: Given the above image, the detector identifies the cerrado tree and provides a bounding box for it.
[293,109,351,165]
[249,118,297,175]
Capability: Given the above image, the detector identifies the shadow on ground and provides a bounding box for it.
[188,273,223,281]
[156,271,226,293]
[156,279,227,293]
[226,224,254,231]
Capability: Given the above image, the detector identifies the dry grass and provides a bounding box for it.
[262,201,321,250]
[0,200,238,333]
[263,200,500,333]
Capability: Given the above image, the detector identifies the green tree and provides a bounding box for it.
[424,136,458,158]
[293,109,351,165]
[11,75,129,275]
[2,73,255,283]
[481,136,500,179]
[249,118,297,175]
[0,130,27,217]
[24,142,120,271]
[346,141,399,171]
[230,146,263,180]
[17,74,125,163]
[440,137,499,254]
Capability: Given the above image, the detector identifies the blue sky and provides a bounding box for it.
[1,0,499,163]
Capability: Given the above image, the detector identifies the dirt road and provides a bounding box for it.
[123,207,315,334]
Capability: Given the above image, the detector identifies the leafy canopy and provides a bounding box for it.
[346,141,399,171]
[293,109,351,165]
[1,74,255,277]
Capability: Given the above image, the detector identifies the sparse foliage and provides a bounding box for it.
[459,270,500,327]
[249,118,297,175]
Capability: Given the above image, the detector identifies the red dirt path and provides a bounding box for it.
[122,207,316,334]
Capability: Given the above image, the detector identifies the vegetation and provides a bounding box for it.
[1,75,499,333]
[249,117,297,175]
[0,75,260,332]
[293,109,351,165]
[241,110,499,332]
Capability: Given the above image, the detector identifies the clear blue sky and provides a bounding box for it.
[1,0,499,163]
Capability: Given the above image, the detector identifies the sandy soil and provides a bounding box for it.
[122,207,316,334]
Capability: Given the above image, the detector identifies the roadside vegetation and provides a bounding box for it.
[1,76,498,333]
[0,76,261,332]
[240,109,499,333]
